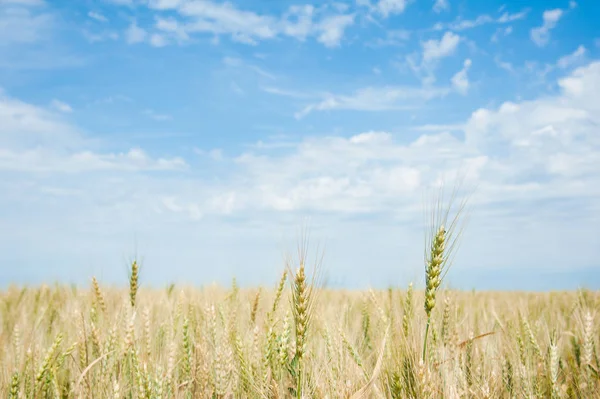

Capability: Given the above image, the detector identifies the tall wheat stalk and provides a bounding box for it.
[422,183,468,362]
[287,230,322,399]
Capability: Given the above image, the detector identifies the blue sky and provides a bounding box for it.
[1,0,599,290]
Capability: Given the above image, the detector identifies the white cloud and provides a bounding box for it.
[367,29,411,47]
[402,31,461,85]
[422,31,460,63]
[280,5,314,40]
[0,5,53,45]
[125,21,147,44]
[1,91,185,170]
[451,58,472,95]
[466,62,600,154]
[433,0,449,13]
[119,0,356,47]
[222,56,276,80]
[557,45,586,69]
[50,99,72,113]
[356,0,409,18]
[2,63,600,286]
[83,30,119,43]
[316,14,354,47]
[494,56,514,73]
[154,17,189,44]
[434,9,527,31]
[149,33,168,47]
[191,61,600,219]
[88,11,108,22]
[0,93,81,149]
[497,10,529,23]
[260,86,311,99]
[375,0,408,17]
[295,85,450,118]
[159,0,278,43]
[491,25,512,42]
[0,147,186,173]
[223,63,600,236]
[530,8,563,47]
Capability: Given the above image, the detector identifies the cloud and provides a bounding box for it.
[434,9,528,31]
[433,0,449,13]
[465,62,600,156]
[497,10,529,23]
[556,45,586,69]
[0,147,186,173]
[177,0,277,41]
[530,8,563,47]
[154,62,600,222]
[88,11,108,22]
[367,29,411,47]
[0,93,81,149]
[154,17,189,44]
[401,31,461,85]
[83,30,119,43]
[0,2,91,70]
[147,0,278,45]
[374,0,408,17]
[125,21,147,44]
[149,33,168,47]
[0,3,54,45]
[422,31,460,62]
[356,0,409,18]
[316,13,354,47]
[2,63,600,286]
[186,62,600,240]
[260,86,312,99]
[50,99,72,113]
[222,56,276,80]
[451,58,472,95]
[0,91,185,172]
[280,5,314,40]
[295,85,450,118]
[494,56,514,73]
[119,0,356,47]
[491,26,512,42]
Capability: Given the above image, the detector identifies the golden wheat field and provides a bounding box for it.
[1,257,599,399]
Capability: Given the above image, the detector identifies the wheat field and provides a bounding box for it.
[0,260,598,398]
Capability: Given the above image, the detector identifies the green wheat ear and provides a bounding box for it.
[129,260,139,308]
[287,228,322,399]
[422,180,469,362]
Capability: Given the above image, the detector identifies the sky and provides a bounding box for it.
[1,0,599,291]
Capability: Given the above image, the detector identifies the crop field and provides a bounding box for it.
[1,250,599,398]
